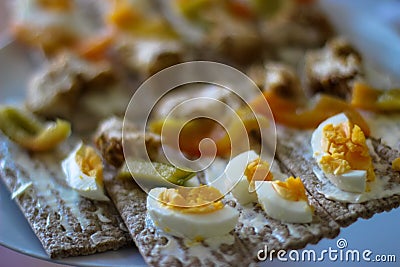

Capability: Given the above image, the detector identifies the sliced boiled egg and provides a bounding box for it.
[227,150,275,205]
[311,113,375,193]
[62,143,109,201]
[227,151,313,223]
[255,177,313,223]
[147,186,239,240]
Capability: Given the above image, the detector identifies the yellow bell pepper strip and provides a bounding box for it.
[251,91,370,136]
[351,82,400,112]
[0,106,71,152]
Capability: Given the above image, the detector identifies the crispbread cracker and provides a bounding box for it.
[103,174,255,267]
[234,195,339,251]
[104,159,341,266]
[0,134,132,258]
[371,137,400,163]
[276,127,400,227]
[233,160,340,253]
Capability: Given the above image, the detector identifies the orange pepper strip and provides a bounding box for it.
[150,118,229,158]
[351,82,380,111]
[351,82,400,112]
[75,30,115,61]
[251,91,370,136]
[179,119,228,158]
[37,0,73,12]
[215,107,268,156]
[150,108,266,158]
[227,1,255,20]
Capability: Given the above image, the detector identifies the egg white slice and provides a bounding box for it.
[228,150,287,205]
[227,150,259,205]
[311,113,366,193]
[147,188,239,239]
[62,143,109,202]
[255,181,313,223]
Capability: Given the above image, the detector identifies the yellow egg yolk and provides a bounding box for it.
[37,0,73,12]
[319,121,375,183]
[272,177,308,202]
[245,158,273,183]
[75,145,104,185]
[392,158,400,171]
[159,186,224,214]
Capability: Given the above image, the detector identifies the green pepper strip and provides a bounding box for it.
[0,106,71,152]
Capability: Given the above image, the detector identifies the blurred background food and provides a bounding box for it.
[1,0,400,266]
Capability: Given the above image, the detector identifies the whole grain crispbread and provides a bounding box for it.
[233,160,340,253]
[276,127,400,227]
[0,134,132,258]
[103,175,256,267]
[233,196,340,252]
[371,137,400,163]
[104,158,340,266]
